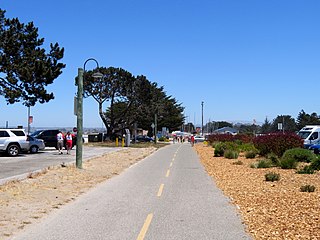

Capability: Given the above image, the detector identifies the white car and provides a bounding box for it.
[194,135,205,143]
[0,129,29,156]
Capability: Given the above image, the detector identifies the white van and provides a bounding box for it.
[297,125,320,148]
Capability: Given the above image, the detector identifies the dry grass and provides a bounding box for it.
[195,144,320,240]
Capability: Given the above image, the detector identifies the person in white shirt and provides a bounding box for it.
[56,131,64,154]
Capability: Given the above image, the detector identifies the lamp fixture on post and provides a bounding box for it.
[76,58,102,169]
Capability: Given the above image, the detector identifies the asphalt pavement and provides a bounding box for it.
[0,146,121,185]
[12,143,252,240]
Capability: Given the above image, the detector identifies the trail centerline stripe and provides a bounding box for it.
[137,213,153,240]
[166,169,170,177]
[157,184,164,197]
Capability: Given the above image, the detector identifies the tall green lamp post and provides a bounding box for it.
[76,58,103,169]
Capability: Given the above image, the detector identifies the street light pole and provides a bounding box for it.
[76,58,101,169]
[76,68,84,169]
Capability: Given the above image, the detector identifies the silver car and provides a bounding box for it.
[0,129,29,156]
[26,136,45,153]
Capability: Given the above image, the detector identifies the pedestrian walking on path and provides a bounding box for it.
[56,131,64,154]
[65,131,73,154]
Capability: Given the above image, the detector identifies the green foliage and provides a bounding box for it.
[245,151,257,159]
[224,150,239,159]
[256,159,273,168]
[296,165,315,174]
[265,172,280,182]
[83,66,184,138]
[279,157,298,169]
[214,142,227,157]
[296,110,320,130]
[253,132,303,157]
[310,156,320,170]
[267,153,280,166]
[224,142,239,151]
[0,10,65,106]
[260,117,272,134]
[300,185,316,192]
[238,143,258,153]
[282,148,317,163]
[158,136,165,142]
[270,115,298,132]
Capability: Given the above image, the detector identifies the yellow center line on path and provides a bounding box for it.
[166,169,170,177]
[137,213,153,240]
[170,162,173,167]
[157,184,164,197]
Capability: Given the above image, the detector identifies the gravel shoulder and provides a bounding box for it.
[195,144,320,240]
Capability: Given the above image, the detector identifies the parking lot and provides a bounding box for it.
[0,146,121,184]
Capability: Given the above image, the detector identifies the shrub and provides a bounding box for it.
[310,156,320,170]
[245,151,257,159]
[300,185,316,192]
[226,142,239,150]
[267,153,280,166]
[250,163,257,168]
[207,133,254,144]
[296,165,315,174]
[233,160,243,165]
[238,143,258,153]
[279,157,298,169]
[265,172,280,182]
[253,132,303,157]
[224,150,239,159]
[256,159,273,168]
[158,137,166,142]
[214,142,226,157]
[282,148,317,163]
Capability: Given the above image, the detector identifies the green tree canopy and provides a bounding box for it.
[296,109,320,130]
[0,9,65,106]
[271,115,297,133]
[80,66,184,138]
[260,117,272,134]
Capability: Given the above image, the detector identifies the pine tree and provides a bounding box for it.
[0,9,65,106]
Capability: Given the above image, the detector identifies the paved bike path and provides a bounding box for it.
[13,143,251,240]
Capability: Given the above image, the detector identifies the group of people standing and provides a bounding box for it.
[56,131,74,155]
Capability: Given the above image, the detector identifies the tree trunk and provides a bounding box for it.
[99,102,109,135]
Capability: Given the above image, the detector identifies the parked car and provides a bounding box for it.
[30,129,77,149]
[26,135,45,153]
[134,135,154,143]
[0,128,29,156]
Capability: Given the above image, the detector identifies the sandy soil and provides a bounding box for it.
[195,144,320,240]
[0,147,157,239]
[1,143,320,239]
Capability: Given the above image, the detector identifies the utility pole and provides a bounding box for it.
[201,101,204,136]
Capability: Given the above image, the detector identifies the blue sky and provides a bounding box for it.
[1,0,319,129]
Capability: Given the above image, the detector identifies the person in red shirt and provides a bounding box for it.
[191,135,195,147]
[65,131,73,154]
